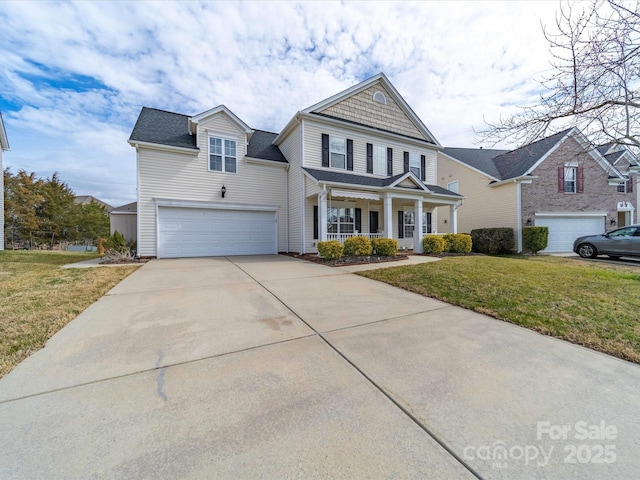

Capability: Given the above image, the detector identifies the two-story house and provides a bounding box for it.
[437,128,637,252]
[0,111,9,251]
[128,73,463,258]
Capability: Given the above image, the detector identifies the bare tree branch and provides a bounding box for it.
[477,0,640,153]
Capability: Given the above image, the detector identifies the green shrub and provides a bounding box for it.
[317,240,343,260]
[443,233,473,253]
[523,226,549,254]
[103,231,128,254]
[422,235,446,254]
[343,236,373,256]
[371,238,398,256]
[470,228,515,255]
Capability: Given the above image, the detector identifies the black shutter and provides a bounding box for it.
[313,206,318,240]
[558,166,564,192]
[366,143,373,173]
[321,134,329,167]
[347,139,353,171]
[355,208,361,233]
[628,177,634,193]
[387,148,393,176]
[420,155,426,181]
[577,167,584,193]
[398,211,404,238]
[403,152,409,173]
[426,212,432,234]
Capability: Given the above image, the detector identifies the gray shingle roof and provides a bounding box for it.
[111,201,137,213]
[129,107,197,150]
[443,129,573,181]
[247,130,287,163]
[441,148,508,179]
[129,108,287,163]
[303,168,462,196]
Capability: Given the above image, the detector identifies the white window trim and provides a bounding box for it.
[447,180,459,194]
[409,152,421,179]
[328,206,356,234]
[208,134,238,174]
[564,166,577,194]
[330,135,347,170]
[372,144,386,176]
[421,211,432,234]
[403,211,415,239]
[617,181,627,193]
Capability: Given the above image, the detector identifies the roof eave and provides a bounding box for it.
[128,140,199,154]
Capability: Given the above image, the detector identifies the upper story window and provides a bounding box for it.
[564,166,577,193]
[617,181,627,193]
[209,136,237,173]
[373,91,387,104]
[372,145,386,175]
[409,152,421,178]
[447,180,459,194]
[330,136,346,169]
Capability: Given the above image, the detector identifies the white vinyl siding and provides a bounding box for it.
[137,112,287,257]
[302,120,438,184]
[278,124,301,253]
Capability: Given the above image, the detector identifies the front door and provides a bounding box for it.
[369,211,379,234]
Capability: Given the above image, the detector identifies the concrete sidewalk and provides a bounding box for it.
[1,255,639,479]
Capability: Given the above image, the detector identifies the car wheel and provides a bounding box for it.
[577,243,598,259]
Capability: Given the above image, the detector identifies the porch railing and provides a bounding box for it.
[326,232,384,244]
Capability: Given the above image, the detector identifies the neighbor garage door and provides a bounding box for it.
[535,215,605,253]
[158,207,276,258]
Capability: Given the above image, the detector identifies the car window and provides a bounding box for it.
[633,228,640,237]
[609,227,636,237]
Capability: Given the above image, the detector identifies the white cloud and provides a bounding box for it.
[0,0,562,206]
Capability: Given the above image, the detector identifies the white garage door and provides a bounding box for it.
[535,215,605,253]
[158,207,276,258]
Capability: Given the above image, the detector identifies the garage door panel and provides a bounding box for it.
[536,216,604,253]
[158,207,276,258]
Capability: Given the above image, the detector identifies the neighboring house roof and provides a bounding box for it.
[491,129,572,179]
[302,167,462,197]
[110,201,137,214]
[0,111,9,151]
[443,128,624,182]
[74,195,113,212]
[441,148,508,180]
[246,130,287,163]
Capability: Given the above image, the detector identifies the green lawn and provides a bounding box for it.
[358,256,640,363]
[0,250,140,378]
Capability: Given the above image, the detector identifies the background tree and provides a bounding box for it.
[3,168,44,246]
[479,0,639,151]
[77,202,110,242]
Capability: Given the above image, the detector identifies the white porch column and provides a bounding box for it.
[414,200,423,253]
[450,204,458,234]
[319,191,328,241]
[383,195,393,239]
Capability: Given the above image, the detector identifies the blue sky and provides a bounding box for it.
[0,1,563,207]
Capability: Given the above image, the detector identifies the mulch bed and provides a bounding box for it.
[282,252,410,267]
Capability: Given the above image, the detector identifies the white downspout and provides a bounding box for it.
[516,180,523,253]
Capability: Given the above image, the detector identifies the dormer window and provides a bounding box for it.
[373,91,387,104]
[209,135,237,173]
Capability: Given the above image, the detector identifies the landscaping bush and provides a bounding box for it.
[470,228,515,255]
[443,233,473,253]
[422,235,446,254]
[343,236,373,256]
[317,240,343,260]
[371,238,398,256]
[103,231,128,254]
[523,226,549,254]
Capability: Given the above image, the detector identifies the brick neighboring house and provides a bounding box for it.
[437,128,638,252]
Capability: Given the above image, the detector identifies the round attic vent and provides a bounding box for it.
[373,91,387,105]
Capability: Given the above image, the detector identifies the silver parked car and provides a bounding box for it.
[573,224,640,259]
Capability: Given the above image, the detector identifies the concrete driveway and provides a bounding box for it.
[1,255,639,479]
